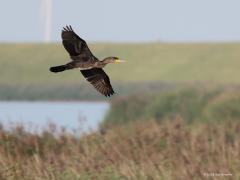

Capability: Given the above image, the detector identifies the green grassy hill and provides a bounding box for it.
[0,43,240,100]
[0,43,240,84]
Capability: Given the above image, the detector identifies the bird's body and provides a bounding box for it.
[67,59,107,70]
[50,26,124,97]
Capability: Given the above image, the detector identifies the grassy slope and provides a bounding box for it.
[0,43,240,84]
[0,43,239,100]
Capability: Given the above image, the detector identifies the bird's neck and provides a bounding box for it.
[96,61,106,68]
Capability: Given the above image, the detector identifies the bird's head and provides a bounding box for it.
[102,57,125,64]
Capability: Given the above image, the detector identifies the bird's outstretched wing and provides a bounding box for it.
[61,25,96,58]
[80,68,115,97]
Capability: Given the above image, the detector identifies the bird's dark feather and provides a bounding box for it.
[61,25,96,59]
[80,68,114,97]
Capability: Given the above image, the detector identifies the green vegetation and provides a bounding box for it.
[0,119,239,179]
[103,87,240,126]
[0,43,240,100]
[0,43,240,83]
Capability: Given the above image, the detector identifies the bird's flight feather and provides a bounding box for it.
[80,68,114,97]
[61,25,96,58]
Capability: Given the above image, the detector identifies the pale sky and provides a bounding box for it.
[0,0,239,42]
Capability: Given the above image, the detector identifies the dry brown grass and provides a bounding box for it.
[0,119,239,179]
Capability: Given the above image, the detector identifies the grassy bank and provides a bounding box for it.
[104,87,240,127]
[0,43,240,100]
[0,119,239,179]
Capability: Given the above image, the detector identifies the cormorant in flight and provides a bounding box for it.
[50,25,125,97]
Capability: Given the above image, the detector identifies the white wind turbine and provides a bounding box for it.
[41,0,53,43]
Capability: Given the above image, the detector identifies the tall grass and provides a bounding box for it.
[0,119,239,179]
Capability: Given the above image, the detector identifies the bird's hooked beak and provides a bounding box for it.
[114,59,126,63]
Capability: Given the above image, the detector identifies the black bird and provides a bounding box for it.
[50,25,125,97]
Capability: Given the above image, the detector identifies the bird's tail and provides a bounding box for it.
[49,65,68,73]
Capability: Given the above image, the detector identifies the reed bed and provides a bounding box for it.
[0,118,239,179]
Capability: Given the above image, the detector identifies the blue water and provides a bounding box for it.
[0,101,110,134]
